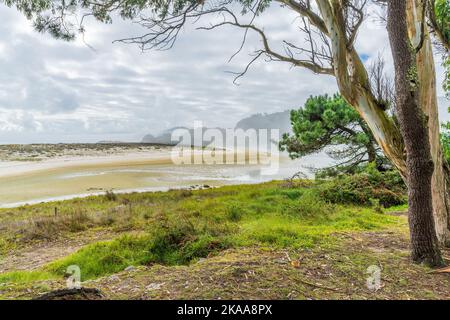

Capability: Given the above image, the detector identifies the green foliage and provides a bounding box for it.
[104,190,117,201]
[1,0,76,40]
[0,270,56,284]
[441,115,450,166]
[46,235,153,280]
[226,204,244,222]
[46,213,232,280]
[145,213,231,265]
[317,164,407,207]
[1,0,271,41]
[0,181,404,283]
[432,0,450,96]
[280,190,332,219]
[434,0,450,42]
[444,55,450,98]
[280,94,388,176]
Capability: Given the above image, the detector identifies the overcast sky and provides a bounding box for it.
[0,3,447,144]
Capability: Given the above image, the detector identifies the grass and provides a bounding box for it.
[0,181,405,284]
[46,236,153,280]
[0,270,57,284]
[384,203,409,212]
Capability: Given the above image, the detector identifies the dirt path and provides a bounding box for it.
[3,231,448,300]
[89,232,449,300]
[0,231,115,273]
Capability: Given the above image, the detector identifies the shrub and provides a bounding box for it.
[46,213,234,280]
[317,166,406,207]
[281,191,333,218]
[146,213,232,265]
[181,234,229,262]
[105,190,117,201]
[226,204,243,222]
[279,189,303,200]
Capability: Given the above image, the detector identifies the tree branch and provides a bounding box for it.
[197,7,334,75]
[276,0,329,35]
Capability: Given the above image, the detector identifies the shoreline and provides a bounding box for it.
[0,143,322,209]
[0,179,267,209]
[0,151,175,179]
[0,147,267,179]
[0,149,283,208]
[0,184,195,209]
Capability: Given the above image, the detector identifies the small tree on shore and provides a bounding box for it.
[280,94,389,176]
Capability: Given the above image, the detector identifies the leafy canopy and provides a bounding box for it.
[1,0,272,40]
[280,94,388,176]
[432,0,449,96]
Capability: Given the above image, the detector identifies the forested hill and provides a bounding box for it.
[142,111,292,144]
[234,110,291,135]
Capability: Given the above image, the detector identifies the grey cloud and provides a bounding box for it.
[0,3,447,144]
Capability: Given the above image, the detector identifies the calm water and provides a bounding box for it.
[0,153,331,208]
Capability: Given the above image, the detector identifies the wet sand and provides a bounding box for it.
[0,148,327,208]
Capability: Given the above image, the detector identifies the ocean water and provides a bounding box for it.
[0,153,332,208]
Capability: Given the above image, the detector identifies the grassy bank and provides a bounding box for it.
[0,177,447,300]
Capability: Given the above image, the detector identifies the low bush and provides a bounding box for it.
[47,213,233,280]
[105,190,117,201]
[281,191,333,219]
[46,235,152,280]
[147,213,232,265]
[225,204,244,222]
[317,165,406,207]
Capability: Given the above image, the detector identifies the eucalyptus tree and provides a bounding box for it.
[387,0,443,266]
[2,0,449,262]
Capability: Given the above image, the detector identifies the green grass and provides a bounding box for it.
[46,236,153,280]
[0,270,57,284]
[384,203,408,212]
[0,181,405,283]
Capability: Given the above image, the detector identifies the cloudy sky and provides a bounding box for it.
[0,3,447,144]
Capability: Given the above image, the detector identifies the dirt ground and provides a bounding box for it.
[2,230,449,300]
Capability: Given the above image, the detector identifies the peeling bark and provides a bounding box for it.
[406,0,450,245]
[316,0,449,246]
[316,0,406,178]
[388,0,442,266]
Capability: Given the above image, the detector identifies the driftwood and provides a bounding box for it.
[33,288,105,300]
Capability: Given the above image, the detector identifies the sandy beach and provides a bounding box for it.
[0,142,331,208]
[0,144,310,208]
[0,151,174,179]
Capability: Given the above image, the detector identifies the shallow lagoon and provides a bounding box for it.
[0,151,329,207]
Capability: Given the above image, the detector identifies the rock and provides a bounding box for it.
[124,266,135,272]
[146,283,164,291]
[108,275,120,282]
[274,258,288,264]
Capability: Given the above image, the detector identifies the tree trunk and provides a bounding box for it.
[316,0,406,176]
[406,0,450,246]
[387,0,443,266]
[316,0,450,246]
[367,144,376,163]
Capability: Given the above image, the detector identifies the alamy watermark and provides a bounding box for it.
[66,265,81,289]
[170,121,280,175]
[366,265,382,291]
